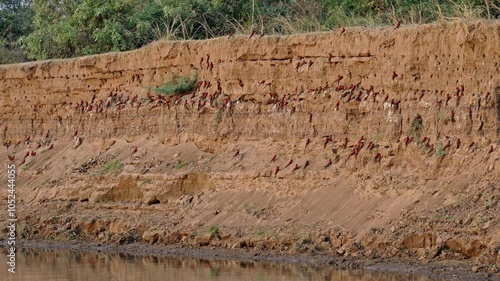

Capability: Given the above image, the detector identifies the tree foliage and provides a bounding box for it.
[0,0,497,63]
[21,0,157,60]
[0,0,32,63]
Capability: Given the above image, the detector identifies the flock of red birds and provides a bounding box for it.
[3,21,496,178]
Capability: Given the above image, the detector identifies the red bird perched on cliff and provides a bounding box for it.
[323,135,332,149]
[74,130,78,137]
[8,155,15,161]
[271,154,277,162]
[467,142,475,152]
[274,166,280,177]
[328,53,333,63]
[393,21,401,31]
[488,145,494,154]
[30,151,36,157]
[467,107,472,119]
[374,153,382,162]
[249,29,256,38]
[308,113,313,123]
[305,138,311,149]
[404,136,413,147]
[419,90,425,101]
[445,94,451,106]
[324,159,332,168]
[228,32,233,39]
[285,159,294,168]
[292,164,300,172]
[238,79,244,88]
[456,138,461,150]
[392,71,398,80]
[303,160,310,169]
[450,110,455,122]
[444,140,451,150]
[209,62,214,74]
[343,137,349,149]
[234,150,240,157]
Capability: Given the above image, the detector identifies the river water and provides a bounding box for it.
[0,248,439,281]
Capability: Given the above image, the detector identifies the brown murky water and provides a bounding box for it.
[0,248,439,281]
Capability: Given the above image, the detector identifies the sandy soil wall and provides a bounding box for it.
[0,20,499,273]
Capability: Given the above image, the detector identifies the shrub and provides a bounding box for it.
[149,73,197,97]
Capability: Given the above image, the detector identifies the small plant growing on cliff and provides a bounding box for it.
[22,162,34,171]
[215,110,223,124]
[410,114,423,138]
[175,161,187,169]
[435,143,448,157]
[208,226,219,237]
[149,73,197,97]
[99,160,124,175]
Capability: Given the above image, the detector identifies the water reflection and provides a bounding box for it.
[0,248,438,281]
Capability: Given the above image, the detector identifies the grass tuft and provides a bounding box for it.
[99,160,124,175]
[208,226,219,237]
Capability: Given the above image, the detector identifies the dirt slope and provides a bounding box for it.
[0,20,499,274]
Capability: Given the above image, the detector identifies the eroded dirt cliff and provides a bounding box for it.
[0,20,499,273]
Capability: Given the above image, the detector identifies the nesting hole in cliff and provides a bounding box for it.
[148,198,160,205]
